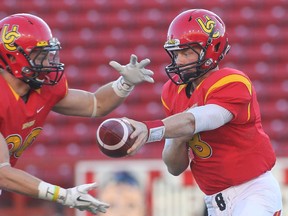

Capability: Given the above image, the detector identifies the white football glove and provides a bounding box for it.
[64,183,109,214]
[109,54,154,86]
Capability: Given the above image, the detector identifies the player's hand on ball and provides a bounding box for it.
[64,183,109,214]
[123,118,149,155]
[109,54,154,86]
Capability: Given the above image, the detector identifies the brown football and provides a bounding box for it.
[96,118,136,158]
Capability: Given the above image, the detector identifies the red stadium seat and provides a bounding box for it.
[262,119,288,142]
[256,81,288,100]
[260,100,288,120]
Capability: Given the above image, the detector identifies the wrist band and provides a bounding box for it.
[91,94,97,118]
[0,162,11,169]
[112,76,135,97]
[38,181,67,204]
[143,120,165,143]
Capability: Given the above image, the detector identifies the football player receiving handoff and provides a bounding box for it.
[124,9,283,216]
[0,14,154,214]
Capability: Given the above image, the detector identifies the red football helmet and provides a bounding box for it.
[164,9,231,85]
[0,13,64,89]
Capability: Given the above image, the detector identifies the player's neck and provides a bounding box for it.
[0,69,31,97]
[193,66,220,87]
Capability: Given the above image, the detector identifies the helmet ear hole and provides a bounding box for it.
[7,54,16,63]
[214,42,220,52]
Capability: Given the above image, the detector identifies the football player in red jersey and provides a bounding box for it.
[123,9,283,215]
[0,13,154,214]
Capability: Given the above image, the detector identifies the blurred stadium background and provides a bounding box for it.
[0,0,287,215]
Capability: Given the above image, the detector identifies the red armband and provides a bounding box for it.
[143,120,165,143]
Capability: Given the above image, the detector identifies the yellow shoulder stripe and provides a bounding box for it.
[204,74,252,121]
[204,74,252,103]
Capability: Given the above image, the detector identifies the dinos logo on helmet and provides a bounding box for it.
[164,38,180,49]
[196,15,220,39]
[37,41,48,46]
[1,24,21,51]
[166,38,180,45]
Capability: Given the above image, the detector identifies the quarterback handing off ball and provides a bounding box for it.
[96,118,136,158]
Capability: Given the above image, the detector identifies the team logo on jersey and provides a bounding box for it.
[22,120,36,129]
[196,15,220,38]
[1,24,21,51]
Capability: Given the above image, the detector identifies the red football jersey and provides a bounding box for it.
[0,75,68,167]
[161,68,276,195]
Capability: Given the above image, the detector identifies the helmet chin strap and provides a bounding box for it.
[21,77,43,89]
[27,81,42,89]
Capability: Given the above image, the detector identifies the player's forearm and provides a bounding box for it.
[0,165,40,197]
[0,134,39,196]
[94,82,126,117]
[53,84,124,118]
[53,89,93,117]
[162,112,196,138]
[162,138,190,176]
[126,113,196,155]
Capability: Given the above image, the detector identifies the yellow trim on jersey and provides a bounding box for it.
[247,103,251,121]
[195,79,205,90]
[8,84,20,100]
[204,74,252,121]
[177,84,187,94]
[65,80,68,96]
[204,74,252,103]
[161,84,187,112]
[161,96,169,111]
